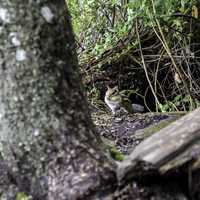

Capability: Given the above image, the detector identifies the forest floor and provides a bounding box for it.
[91,110,191,200]
[92,111,183,155]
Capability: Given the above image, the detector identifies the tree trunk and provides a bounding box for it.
[0,1,115,199]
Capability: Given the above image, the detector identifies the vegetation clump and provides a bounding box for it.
[68,0,200,112]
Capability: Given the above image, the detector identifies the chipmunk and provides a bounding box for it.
[104,85,144,114]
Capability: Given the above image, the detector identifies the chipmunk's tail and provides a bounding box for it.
[132,104,144,113]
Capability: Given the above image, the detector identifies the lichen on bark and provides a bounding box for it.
[0,1,67,164]
[0,0,115,198]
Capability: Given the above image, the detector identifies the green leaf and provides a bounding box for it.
[109,146,124,161]
[16,193,29,200]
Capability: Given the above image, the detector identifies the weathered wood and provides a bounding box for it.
[118,107,200,182]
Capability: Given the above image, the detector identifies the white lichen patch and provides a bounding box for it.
[33,129,40,136]
[41,6,54,23]
[13,96,18,101]
[9,32,21,46]
[40,156,45,161]
[16,49,27,61]
[0,112,3,120]
[0,7,10,23]
[18,142,23,147]
[12,37,21,46]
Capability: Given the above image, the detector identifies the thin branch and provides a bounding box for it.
[136,18,161,107]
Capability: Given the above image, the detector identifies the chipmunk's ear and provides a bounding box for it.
[113,85,119,91]
[106,85,111,90]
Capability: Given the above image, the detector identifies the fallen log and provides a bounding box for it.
[118,107,200,183]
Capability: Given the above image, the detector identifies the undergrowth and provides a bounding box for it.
[67,0,200,112]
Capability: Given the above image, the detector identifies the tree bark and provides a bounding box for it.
[0,1,115,199]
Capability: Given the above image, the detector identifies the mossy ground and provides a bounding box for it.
[92,110,184,156]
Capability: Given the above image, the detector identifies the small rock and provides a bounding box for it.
[114,117,123,123]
